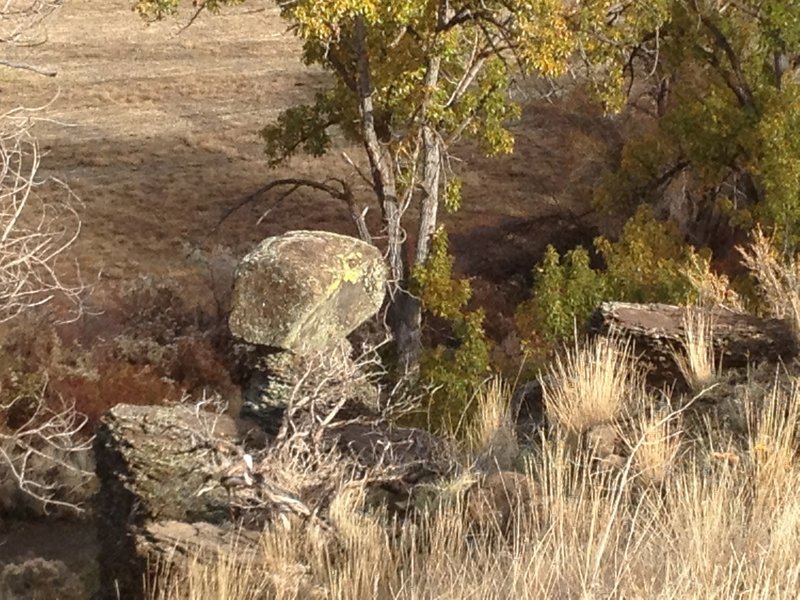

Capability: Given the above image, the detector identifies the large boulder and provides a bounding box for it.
[229,231,387,353]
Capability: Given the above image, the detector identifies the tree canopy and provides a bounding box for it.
[598,1,800,247]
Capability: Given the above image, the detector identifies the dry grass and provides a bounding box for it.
[151,368,800,599]
[684,253,743,311]
[541,334,640,434]
[739,227,800,344]
[673,308,718,392]
[624,400,683,486]
[464,378,519,471]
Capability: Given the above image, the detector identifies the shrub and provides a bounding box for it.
[0,558,85,600]
[516,245,607,348]
[517,207,711,347]
[410,229,492,434]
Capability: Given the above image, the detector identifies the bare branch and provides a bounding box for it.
[0,58,56,76]
[0,380,94,514]
[216,176,372,245]
[0,104,85,323]
[0,0,64,76]
[172,0,208,36]
[0,0,63,46]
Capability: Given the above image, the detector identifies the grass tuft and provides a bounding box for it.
[673,308,718,392]
[542,334,640,434]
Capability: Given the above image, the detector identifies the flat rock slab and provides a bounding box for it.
[229,230,387,352]
[137,520,262,567]
[589,302,798,385]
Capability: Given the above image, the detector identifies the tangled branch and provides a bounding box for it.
[0,0,63,46]
[0,381,94,514]
[0,104,84,323]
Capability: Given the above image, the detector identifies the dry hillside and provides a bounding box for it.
[3,0,622,335]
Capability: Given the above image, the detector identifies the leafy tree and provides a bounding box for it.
[135,0,664,367]
[597,1,800,247]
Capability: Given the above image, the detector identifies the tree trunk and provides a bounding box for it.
[416,126,441,265]
[387,289,422,371]
[352,17,421,369]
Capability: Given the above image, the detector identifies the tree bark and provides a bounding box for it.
[386,289,422,371]
[415,128,441,266]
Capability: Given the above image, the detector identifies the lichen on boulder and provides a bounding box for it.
[229,231,387,353]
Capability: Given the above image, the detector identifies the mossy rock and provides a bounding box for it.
[229,231,387,354]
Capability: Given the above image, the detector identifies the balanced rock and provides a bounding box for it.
[229,231,387,353]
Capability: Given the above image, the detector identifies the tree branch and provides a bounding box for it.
[0,58,56,76]
[215,177,372,244]
[690,1,756,110]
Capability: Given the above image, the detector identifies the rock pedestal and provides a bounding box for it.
[228,231,389,430]
[228,230,387,353]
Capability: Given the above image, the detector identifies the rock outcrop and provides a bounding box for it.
[228,230,387,353]
[93,232,450,598]
[588,302,798,386]
[93,404,245,598]
[93,403,451,599]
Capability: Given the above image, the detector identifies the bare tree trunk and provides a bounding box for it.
[416,126,441,265]
[353,16,426,369]
[386,126,442,371]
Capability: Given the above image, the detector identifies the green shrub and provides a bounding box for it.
[517,207,710,347]
[599,206,709,303]
[411,229,492,434]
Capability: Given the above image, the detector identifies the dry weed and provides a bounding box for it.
[684,253,743,311]
[738,227,800,343]
[542,334,640,435]
[624,399,683,486]
[464,377,519,472]
[673,308,718,391]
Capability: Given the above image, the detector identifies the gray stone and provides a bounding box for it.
[229,231,387,352]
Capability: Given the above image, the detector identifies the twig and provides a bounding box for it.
[0,58,56,76]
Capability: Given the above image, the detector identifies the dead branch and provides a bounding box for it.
[0,104,85,323]
[0,58,56,76]
[1,0,63,76]
[0,380,94,514]
[216,177,372,244]
[0,0,63,46]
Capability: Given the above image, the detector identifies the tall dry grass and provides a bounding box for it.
[739,228,800,344]
[541,334,640,434]
[151,375,800,599]
[673,308,718,392]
